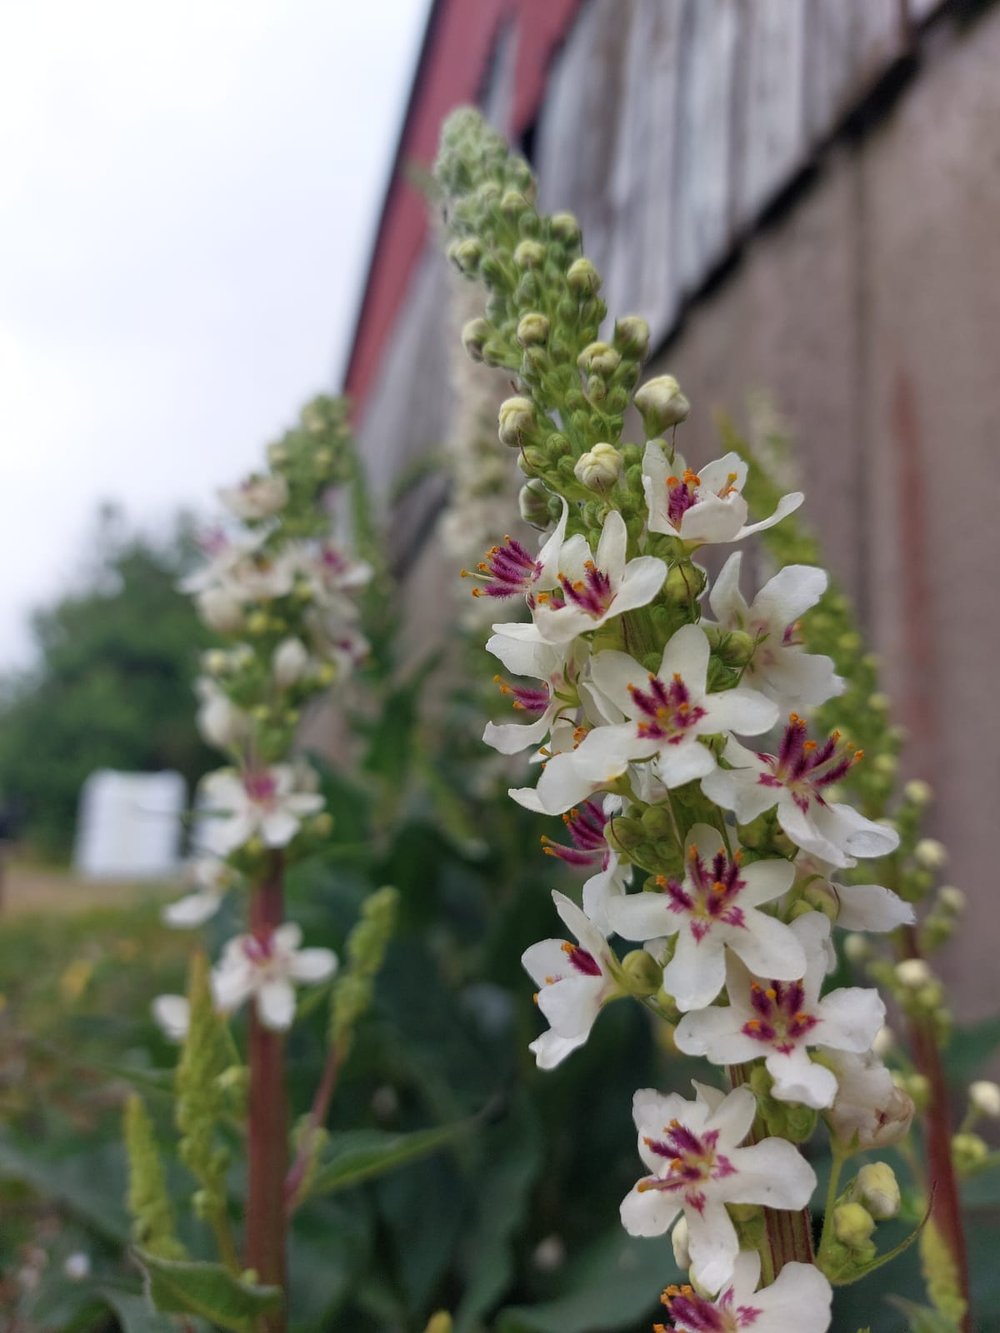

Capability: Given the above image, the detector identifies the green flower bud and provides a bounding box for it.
[634,375,690,433]
[802,880,839,921]
[833,1201,876,1251]
[449,238,482,274]
[550,211,581,244]
[577,341,621,377]
[613,315,650,359]
[501,189,529,216]
[621,949,662,996]
[461,317,491,361]
[517,312,550,346]
[513,238,545,268]
[574,442,622,490]
[518,479,554,527]
[851,1162,901,1220]
[604,817,646,854]
[498,396,537,448]
[895,958,932,989]
[566,257,601,296]
[424,1315,453,1333]
[663,562,706,604]
[842,932,869,962]
[952,1131,989,1173]
[904,778,933,805]
[938,885,965,913]
[915,838,947,870]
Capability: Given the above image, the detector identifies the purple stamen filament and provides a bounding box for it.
[657,846,747,941]
[743,979,818,1053]
[629,672,707,744]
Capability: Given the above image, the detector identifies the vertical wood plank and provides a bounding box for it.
[735,0,808,224]
[674,0,741,293]
[605,0,685,338]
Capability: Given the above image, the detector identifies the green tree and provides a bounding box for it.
[0,505,213,859]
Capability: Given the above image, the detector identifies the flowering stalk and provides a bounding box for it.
[432,108,981,1331]
[126,397,380,1330]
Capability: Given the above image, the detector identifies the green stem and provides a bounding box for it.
[817,1144,847,1258]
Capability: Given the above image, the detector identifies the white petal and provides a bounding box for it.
[686,1202,740,1294]
[529,1029,586,1069]
[728,909,806,981]
[707,551,747,626]
[825,803,900,859]
[703,1084,757,1147]
[724,1139,816,1209]
[163,890,222,928]
[619,1185,681,1238]
[675,1006,759,1065]
[483,713,552,755]
[594,510,627,581]
[260,810,301,848]
[776,798,850,867]
[739,859,795,907]
[833,881,915,932]
[767,1046,839,1109]
[608,891,675,944]
[752,1261,833,1332]
[663,931,727,1011]
[485,630,563,679]
[705,686,779,737]
[753,564,828,626]
[536,976,603,1038]
[257,979,296,1030]
[613,557,667,616]
[589,651,650,717]
[659,623,710,689]
[152,994,190,1042]
[522,938,574,987]
[656,739,717,788]
[816,987,886,1053]
[738,490,804,537]
[288,947,338,984]
[680,495,749,545]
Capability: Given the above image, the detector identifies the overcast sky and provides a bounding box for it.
[0,0,430,669]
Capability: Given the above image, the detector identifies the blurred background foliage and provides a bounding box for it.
[0,504,214,859]
[1,454,1000,1332]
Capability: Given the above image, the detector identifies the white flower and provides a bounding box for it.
[163,857,239,928]
[483,632,585,755]
[706,552,843,707]
[287,540,373,607]
[702,717,899,869]
[195,585,247,633]
[463,502,568,601]
[211,922,337,1030]
[195,678,249,750]
[199,764,324,854]
[675,914,885,1109]
[521,891,621,1069]
[824,1049,915,1148]
[218,472,289,520]
[152,994,190,1042]
[63,1252,92,1282]
[658,1250,832,1332]
[621,1083,816,1293]
[609,824,803,1011]
[520,510,666,645]
[970,1081,1000,1119]
[642,443,802,546]
[510,624,776,816]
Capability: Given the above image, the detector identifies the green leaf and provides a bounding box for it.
[309,1121,471,1197]
[133,1250,281,1332]
[99,1287,179,1333]
[0,1136,130,1244]
[496,1231,672,1333]
[943,1014,1000,1083]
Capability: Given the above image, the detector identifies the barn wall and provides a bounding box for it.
[355,0,1000,1017]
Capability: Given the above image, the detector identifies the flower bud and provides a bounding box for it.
[497,397,536,448]
[501,188,529,216]
[516,479,552,528]
[970,1080,1000,1119]
[517,312,550,346]
[577,341,621,378]
[833,1202,876,1250]
[513,238,545,269]
[273,637,311,688]
[196,587,246,634]
[952,1132,989,1173]
[872,1025,895,1058]
[904,779,933,806]
[621,949,662,997]
[843,933,870,963]
[423,1315,453,1333]
[915,838,947,870]
[938,885,966,913]
[895,1071,930,1110]
[613,315,650,359]
[634,375,690,433]
[219,473,289,521]
[448,238,482,274]
[203,649,230,677]
[550,211,581,244]
[566,257,601,296]
[671,1215,691,1269]
[461,317,490,361]
[532,1235,566,1273]
[895,958,932,989]
[574,442,622,490]
[852,1162,900,1220]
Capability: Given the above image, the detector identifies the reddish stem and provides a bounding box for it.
[284,1039,343,1213]
[246,854,288,1333]
[901,925,971,1330]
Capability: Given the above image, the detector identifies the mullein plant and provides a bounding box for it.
[125,397,397,1333]
[434,108,991,1332]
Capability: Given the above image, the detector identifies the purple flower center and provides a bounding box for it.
[757,712,862,811]
[465,536,541,599]
[742,978,819,1054]
[494,674,551,716]
[657,846,747,942]
[629,672,707,744]
[244,771,278,807]
[640,1120,736,1211]
[560,941,602,977]
[665,468,703,528]
[541,800,610,869]
[535,560,615,618]
[657,1283,762,1332]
